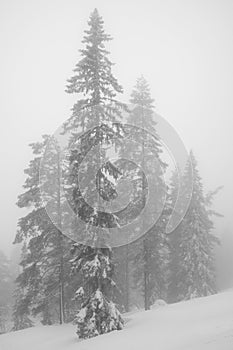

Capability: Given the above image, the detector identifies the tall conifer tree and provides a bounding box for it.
[65,9,126,338]
[121,76,168,310]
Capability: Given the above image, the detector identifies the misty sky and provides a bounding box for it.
[0,0,233,255]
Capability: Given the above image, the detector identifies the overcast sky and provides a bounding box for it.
[0,0,233,255]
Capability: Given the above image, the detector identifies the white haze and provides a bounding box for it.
[0,0,232,269]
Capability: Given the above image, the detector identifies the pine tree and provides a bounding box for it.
[172,151,220,301]
[65,8,125,131]
[13,136,76,328]
[121,76,168,310]
[129,76,157,130]
[64,9,126,338]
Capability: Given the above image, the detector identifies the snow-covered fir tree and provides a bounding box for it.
[171,151,220,301]
[64,8,126,131]
[64,9,127,338]
[13,136,77,328]
[120,76,168,310]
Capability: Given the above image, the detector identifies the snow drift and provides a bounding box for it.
[1,290,233,350]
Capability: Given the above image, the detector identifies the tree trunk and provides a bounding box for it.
[141,111,150,311]
[143,238,150,310]
[59,253,65,324]
[57,150,65,324]
[125,244,130,312]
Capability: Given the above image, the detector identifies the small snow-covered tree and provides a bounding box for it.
[72,244,123,338]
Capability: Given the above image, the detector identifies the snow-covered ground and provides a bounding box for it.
[1,290,233,350]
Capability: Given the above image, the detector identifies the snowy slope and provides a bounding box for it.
[1,290,233,350]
